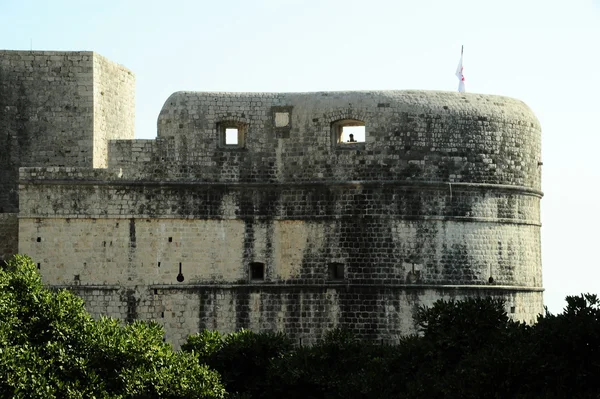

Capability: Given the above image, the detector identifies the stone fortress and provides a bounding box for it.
[0,50,543,347]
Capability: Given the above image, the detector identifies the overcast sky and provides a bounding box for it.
[2,0,599,314]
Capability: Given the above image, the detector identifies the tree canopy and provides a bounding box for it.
[0,255,225,399]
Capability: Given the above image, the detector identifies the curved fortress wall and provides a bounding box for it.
[19,90,543,347]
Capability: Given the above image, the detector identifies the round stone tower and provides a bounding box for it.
[21,90,543,346]
[154,90,543,339]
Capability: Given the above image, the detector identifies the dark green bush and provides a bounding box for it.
[184,295,600,399]
[0,255,225,399]
[183,328,293,397]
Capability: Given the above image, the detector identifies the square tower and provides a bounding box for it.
[0,50,135,259]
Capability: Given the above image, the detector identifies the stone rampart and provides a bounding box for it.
[0,50,134,260]
[17,90,543,347]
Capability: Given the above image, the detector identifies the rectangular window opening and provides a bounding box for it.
[168,237,172,242]
[250,262,265,281]
[328,262,345,280]
[225,128,239,145]
[340,125,365,143]
[332,119,366,146]
[36,237,41,242]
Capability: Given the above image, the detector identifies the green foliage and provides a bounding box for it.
[182,329,293,397]
[181,329,223,359]
[184,295,600,399]
[0,255,225,399]
[8,253,600,398]
[265,329,401,399]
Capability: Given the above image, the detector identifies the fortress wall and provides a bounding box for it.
[92,54,136,168]
[17,170,542,222]
[14,88,543,347]
[58,285,543,348]
[0,50,135,213]
[153,91,542,189]
[0,51,96,212]
[0,213,18,261]
[108,140,157,168]
[19,173,542,289]
[18,216,541,288]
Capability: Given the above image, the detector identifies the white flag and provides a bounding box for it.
[455,46,465,92]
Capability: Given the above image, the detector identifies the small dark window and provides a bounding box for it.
[157,262,161,267]
[328,263,345,280]
[331,119,366,146]
[37,263,41,270]
[36,237,41,242]
[168,237,172,242]
[510,306,516,313]
[218,122,247,148]
[74,274,80,281]
[250,262,265,281]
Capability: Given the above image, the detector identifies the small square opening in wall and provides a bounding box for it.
[250,262,265,281]
[331,119,366,146]
[36,237,41,242]
[218,122,247,148]
[225,128,239,145]
[328,263,345,280]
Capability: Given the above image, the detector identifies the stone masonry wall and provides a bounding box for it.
[0,50,135,260]
[17,90,543,348]
[0,51,95,212]
[154,91,542,189]
[42,285,543,348]
[92,54,135,168]
[0,213,18,262]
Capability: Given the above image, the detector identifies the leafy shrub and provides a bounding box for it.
[183,328,293,397]
[0,255,225,399]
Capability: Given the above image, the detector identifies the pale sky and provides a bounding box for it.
[2,0,599,314]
